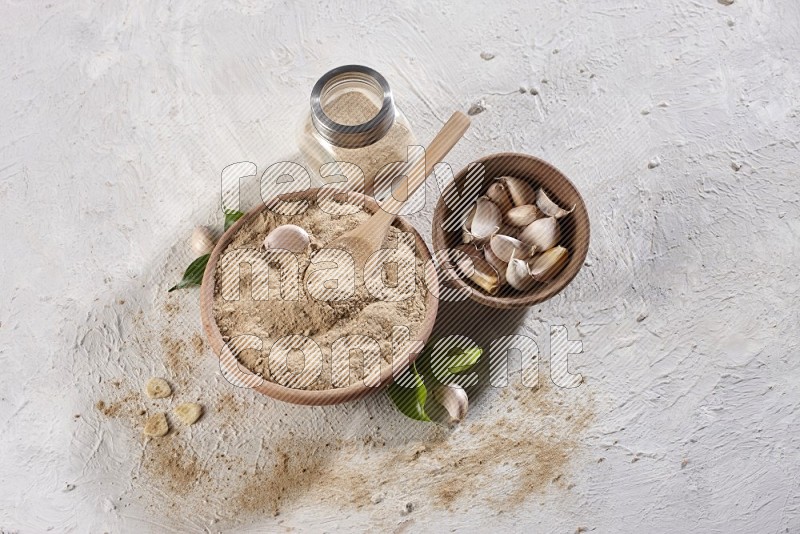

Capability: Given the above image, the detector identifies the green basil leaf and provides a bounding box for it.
[446,346,483,374]
[168,254,210,292]
[387,366,430,422]
[224,210,245,231]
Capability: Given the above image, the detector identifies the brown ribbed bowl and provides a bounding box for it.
[431,152,590,309]
[199,188,439,405]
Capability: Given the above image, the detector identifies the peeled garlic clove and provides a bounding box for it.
[519,217,560,251]
[433,384,469,422]
[484,245,507,285]
[500,176,537,207]
[528,246,569,282]
[506,250,536,291]
[451,244,500,294]
[191,226,215,256]
[264,224,310,254]
[536,188,575,218]
[506,204,542,227]
[485,181,514,213]
[489,234,533,264]
[462,196,501,245]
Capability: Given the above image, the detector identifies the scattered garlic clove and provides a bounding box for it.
[506,204,542,227]
[484,245,508,285]
[485,181,514,213]
[490,234,533,264]
[143,413,169,438]
[433,384,468,422]
[451,244,500,294]
[506,250,536,291]
[191,226,215,256]
[145,377,172,399]
[519,217,560,251]
[264,224,310,254]
[500,176,537,207]
[536,188,575,219]
[528,246,569,282]
[462,196,501,245]
[174,403,203,425]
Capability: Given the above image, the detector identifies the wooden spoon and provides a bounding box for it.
[312,111,470,276]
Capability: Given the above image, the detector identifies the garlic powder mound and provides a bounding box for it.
[174,403,203,425]
[143,413,169,437]
[145,377,172,399]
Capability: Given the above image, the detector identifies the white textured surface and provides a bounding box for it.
[2,1,800,532]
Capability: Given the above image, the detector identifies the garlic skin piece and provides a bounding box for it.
[536,188,575,218]
[433,384,468,422]
[505,204,542,227]
[484,245,508,285]
[451,244,500,294]
[489,234,533,264]
[519,217,560,251]
[191,226,215,256]
[500,176,537,207]
[264,224,310,254]
[506,250,536,291]
[485,181,514,213]
[462,196,501,245]
[528,246,569,282]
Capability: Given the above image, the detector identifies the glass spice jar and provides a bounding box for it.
[298,65,417,199]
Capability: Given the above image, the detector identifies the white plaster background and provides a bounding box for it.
[1,0,799,532]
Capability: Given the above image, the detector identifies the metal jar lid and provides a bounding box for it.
[310,65,396,149]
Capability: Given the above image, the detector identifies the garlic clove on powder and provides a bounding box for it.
[500,176,537,207]
[264,224,310,254]
[536,188,575,219]
[433,384,469,422]
[528,246,569,282]
[462,196,501,245]
[485,181,514,213]
[451,244,500,294]
[489,234,533,264]
[505,204,542,227]
[506,250,536,291]
[191,226,216,256]
[519,217,560,251]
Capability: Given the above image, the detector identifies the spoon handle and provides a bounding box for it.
[379,111,470,216]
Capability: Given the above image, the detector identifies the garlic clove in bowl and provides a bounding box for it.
[519,217,560,251]
[489,234,533,264]
[500,176,537,207]
[528,246,569,282]
[484,245,508,286]
[450,244,501,294]
[462,196,501,245]
[264,224,310,254]
[536,188,575,219]
[506,249,536,291]
[505,204,542,227]
[485,181,514,213]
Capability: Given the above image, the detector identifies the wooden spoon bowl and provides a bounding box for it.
[199,188,439,406]
[431,152,590,309]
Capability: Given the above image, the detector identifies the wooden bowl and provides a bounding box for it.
[199,189,439,406]
[431,152,590,309]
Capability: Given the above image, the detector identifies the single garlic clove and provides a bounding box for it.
[485,181,514,213]
[484,245,508,286]
[505,204,542,227]
[500,176,537,207]
[462,196,501,245]
[264,224,310,254]
[433,384,468,422]
[536,188,575,219]
[506,250,536,291]
[519,217,560,251]
[191,226,216,256]
[451,244,501,294]
[528,246,569,282]
[490,234,533,264]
